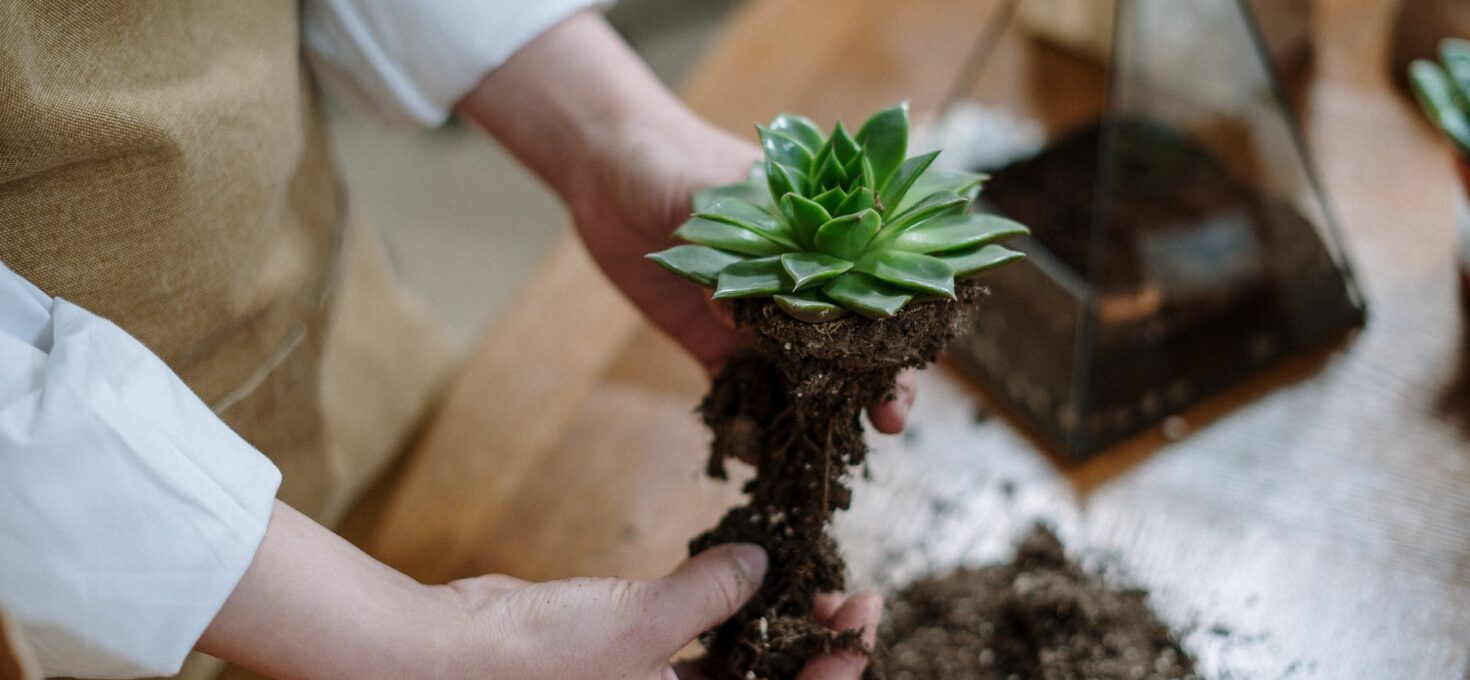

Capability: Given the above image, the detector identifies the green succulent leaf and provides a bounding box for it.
[774,290,850,322]
[693,181,770,212]
[878,151,939,213]
[854,103,908,188]
[780,252,853,290]
[815,151,847,191]
[812,186,847,214]
[822,272,913,318]
[765,160,802,206]
[937,244,1026,277]
[1411,60,1470,153]
[841,151,866,189]
[881,213,1030,253]
[894,170,987,214]
[780,193,831,248]
[770,113,825,153]
[647,245,748,286]
[654,104,1029,322]
[758,126,815,173]
[852,250,956,298]
[714,256,792,299]
[834,186,876,216]
[814,209,880,261]
[886,191,969,233]
[1443,39,1470,105]
[674,216,786,256]
[830,121,862,165]
[698,198,800,250]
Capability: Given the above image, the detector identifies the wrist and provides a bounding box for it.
[457,10,694,209]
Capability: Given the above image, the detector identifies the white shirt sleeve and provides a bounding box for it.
[303,0,616,127]
[0,263,281,679]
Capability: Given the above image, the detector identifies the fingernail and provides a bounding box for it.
[728,543,768,583]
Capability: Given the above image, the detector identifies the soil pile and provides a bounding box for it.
[876,526,1198,680]
[690,281,986,680]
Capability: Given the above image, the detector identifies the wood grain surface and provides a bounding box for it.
[350,0,1470,677]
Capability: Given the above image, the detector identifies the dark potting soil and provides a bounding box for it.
[950,117,1364,456]
[689,281,987,680]
[875,526,1198,680]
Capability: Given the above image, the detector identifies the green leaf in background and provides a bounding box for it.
[1411,59,1470,155]
[675,216,787,256]
[770,113,825,153]
[878,151,939,214]
[852,250,956,298]
[854,103,909,188]
[822,272,913,318]
[647,245,748,286]
[714,256,791,299]
[698,198,800,249]
[780,251,853,290]
[774,290,850,322]
[814,209,880,261]
[935,244,1026,277]
[758,126,815,172]
[881,213,1030,253]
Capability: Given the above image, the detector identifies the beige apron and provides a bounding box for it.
[0,1,457,677]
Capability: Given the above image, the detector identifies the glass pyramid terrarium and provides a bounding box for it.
[939,0,1366,458]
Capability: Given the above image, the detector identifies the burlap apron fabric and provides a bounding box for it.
[0,1,457,677]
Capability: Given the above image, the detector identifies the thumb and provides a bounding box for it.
[640,543,768,653]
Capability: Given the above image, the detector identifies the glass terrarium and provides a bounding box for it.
[937,0,1366,458]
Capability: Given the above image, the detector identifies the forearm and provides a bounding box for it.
[197,501,455,680]
[456,10,703,210]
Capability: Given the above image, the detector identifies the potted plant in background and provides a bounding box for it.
[648,103,1028,679]
[1410,38,1470,301]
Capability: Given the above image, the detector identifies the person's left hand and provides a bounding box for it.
[568,111,918,434]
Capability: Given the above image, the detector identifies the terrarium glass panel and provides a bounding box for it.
[939,0,1365,458]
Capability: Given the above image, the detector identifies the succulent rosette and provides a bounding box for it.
[648,103,1028,321]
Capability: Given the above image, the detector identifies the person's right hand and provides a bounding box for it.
[435,543,879,680]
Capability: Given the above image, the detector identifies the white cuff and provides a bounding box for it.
[0,298,280,679]
[304,0,615,126]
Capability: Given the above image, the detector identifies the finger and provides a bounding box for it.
[795,593,882,680]
[868,369,918,434]
[812,593,845,625]
[640,543,768,652]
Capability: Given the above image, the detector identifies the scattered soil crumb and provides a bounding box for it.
[875,526,1199,680]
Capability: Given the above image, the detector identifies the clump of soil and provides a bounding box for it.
[876,526,1198,680]
[689,281,987,680]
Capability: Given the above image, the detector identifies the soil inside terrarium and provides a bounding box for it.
[874,526,1198,680]
[689,281,986,680]
[950,117,1363,455]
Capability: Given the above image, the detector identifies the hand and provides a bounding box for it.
[202,504,878,680]
[457,11,917,434]
[438,544,880,680]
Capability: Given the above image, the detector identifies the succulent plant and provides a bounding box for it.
[648,103,1028,322]
[1410,38,1470,157]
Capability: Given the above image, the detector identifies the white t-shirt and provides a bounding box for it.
[0,1,606,676]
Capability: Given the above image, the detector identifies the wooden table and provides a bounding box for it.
[349,1,1470,677]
